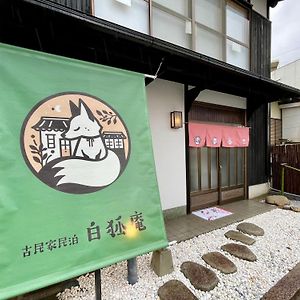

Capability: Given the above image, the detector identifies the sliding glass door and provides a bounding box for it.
[189,147,245,211]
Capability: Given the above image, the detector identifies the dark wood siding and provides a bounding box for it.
[189,102,245,125]
[247,100,269,185]
[49,0,91,14]
[250,11,271,77]
[247,11,271,186]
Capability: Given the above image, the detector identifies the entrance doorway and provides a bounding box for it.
[189,146,246,210]
[188,102,247,211]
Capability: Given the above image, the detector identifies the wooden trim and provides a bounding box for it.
[221,184,244,192]
[227,148,230,187]
[193,101,245,112]
[208,148,212,189]
[184,84,191,214]
[197,148,202,190]
[149,0,153,36]
[90,0,95,15]
[191,188,219,196]
[227,0,252,11]
[217,148,222,204]
[235,148,238,185]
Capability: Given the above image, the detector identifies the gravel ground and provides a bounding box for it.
[58,209,300,300]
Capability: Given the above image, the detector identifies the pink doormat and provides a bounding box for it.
[192,207,233,221]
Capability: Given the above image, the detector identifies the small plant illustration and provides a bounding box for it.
[29,135,48,167]
[96,110,118,125]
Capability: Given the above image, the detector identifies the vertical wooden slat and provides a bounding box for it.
[197,148,202,191]
[235,148,238,186]
[208,148,212,189]
[227,148,230,187]
[217,148,222,205]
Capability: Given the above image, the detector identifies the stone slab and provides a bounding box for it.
[225,230,256,245]
[180,261,219,291]
[202,252,237,274]
[261,263,300,300]
[266,195,290,206]
[221,243,257,262]
[237,222,264,236]
[158,280,197,300]
[291,206,300,213]
[151,248,174,277]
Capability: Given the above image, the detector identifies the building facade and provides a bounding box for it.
[1,0,299,217]
[271,59,300,143]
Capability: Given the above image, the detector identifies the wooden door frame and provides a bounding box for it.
[185,97,248,213]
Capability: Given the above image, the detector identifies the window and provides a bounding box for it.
[114,139,124,148]
[60,139,71,150]
[226,1,250,69]
[152,0,192,49]
[151,0,250,70]
[105,139,115,148]
[47,134,55,149]
[94,0,149,34]
[94,0,251,70]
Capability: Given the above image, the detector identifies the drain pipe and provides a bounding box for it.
[127,258,138,285]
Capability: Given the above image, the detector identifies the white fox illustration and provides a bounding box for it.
[51,99,121,188]
[65,100,107,160]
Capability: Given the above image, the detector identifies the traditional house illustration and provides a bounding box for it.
[33,117,124,165]
[3,0,300,217]
[103,131,126,161]
[32,117,71,165]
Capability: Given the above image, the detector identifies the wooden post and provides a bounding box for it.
[281,166,285,195]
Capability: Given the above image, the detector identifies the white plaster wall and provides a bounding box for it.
[270,102,281,119]
[271,59,300,88]
[272,60,300,141]
[251,0,267,18]
[94,0,149,34]
[281,106,300,142]
[195,90,247,109]
[146,79,186,210]
[249,182,270,199]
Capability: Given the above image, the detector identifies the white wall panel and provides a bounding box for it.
[94,0,149,34]
[195,90,247,109]
[282,107,300,142]
[146,79,186,210]
[251,0,267,18]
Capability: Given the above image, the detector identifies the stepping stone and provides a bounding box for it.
[180,261,219,291]
[261,262,300,300]
[221,243,257,262]
[158,280,197,300]
[237,222,264,236]
[266,195,290,206]
[291,206,300,213]
[225,230,256,245]
[202,252,237,274]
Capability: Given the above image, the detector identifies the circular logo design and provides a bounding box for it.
[194,136,201,145]
[21,92,130,194]
[227,138,233,145]
[212,137,218,145]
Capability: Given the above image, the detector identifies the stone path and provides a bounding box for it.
[261,262,300,300]
[158,280,197,300]
[180,261,219,291]
[202,252,237,274]
[221,243,257,262]
[158,222,265,298]
[225,230,256,245]
[237,222,265,236]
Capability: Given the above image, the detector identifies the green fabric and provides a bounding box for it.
[0,43,167,299]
